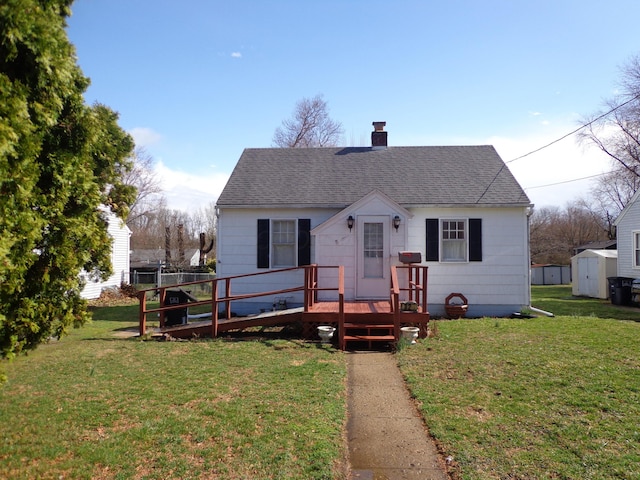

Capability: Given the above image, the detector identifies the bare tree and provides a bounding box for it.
[529,201,609,264]
[587,164,640,235]
[272,94,344,147]
[120,147,164,229]
[578,54,640,210]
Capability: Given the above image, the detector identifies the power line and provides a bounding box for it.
[505,91,640,165]
[476,92,640,202]
[524,171,612,190]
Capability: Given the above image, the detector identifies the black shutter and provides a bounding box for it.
[257,219,270,268]
[469,218,482,262]
[297,219,311,266]
[425,219,439,261]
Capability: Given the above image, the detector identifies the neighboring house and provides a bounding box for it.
[80,210,131,299]
[571,249,618,299]
[573,240,616,256]
[613,188,640,280]
[215,122,533,317]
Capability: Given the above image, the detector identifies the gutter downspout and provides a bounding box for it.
[529,305,554,317]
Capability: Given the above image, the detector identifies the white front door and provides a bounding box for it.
[356,215,389,299]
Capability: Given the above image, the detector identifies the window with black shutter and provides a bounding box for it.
[425,217,482,262]
[257,218,311,268]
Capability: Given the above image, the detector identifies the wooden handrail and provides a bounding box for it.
[389,264,429,341]
[337,266,345,350]
[391,264,429,314]
[390,266,401,340]
[138,264,344,337]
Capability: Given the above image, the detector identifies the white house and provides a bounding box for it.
[215,122,533,317]
[80,210,131,299]
[613,188,640,280]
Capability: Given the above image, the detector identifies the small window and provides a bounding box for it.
[271,220,296,267]
[634,231,640,268]
[257,219,311,269]
[441,219,467,262]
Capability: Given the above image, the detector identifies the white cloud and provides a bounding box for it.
[154,160,230,211]
[129,127,162,147]
[489,128,611,209]
[231,52,242,58]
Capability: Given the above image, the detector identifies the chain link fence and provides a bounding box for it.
[131,270,216,297]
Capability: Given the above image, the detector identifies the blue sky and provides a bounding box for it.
[66,0,640,211]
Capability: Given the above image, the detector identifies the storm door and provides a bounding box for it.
[356,215,390,299]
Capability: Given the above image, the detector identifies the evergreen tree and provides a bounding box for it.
[0,0,136,360]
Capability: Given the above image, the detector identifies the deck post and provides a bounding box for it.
[224,277,231,319]
[408,266,414,302]
[338,266,345,350]
[212,279,218,338]
[158,287,166,328]
[391,266,401,342]
[313,265,319,304]
[421,266,428,313]
[304,266,310,312]
[138,291,147,336]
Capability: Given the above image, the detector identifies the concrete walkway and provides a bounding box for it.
[347,352,449,480]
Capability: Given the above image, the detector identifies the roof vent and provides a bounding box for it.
[371,121,387,149]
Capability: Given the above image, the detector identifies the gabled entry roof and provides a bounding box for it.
[216,145,531,208]
[311,190,412,235]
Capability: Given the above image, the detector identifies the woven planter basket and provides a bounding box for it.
[445,292,468,319]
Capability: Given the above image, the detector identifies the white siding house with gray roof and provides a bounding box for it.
[215,123,533,317]
[80,210,131,300]
[613,188,640,279]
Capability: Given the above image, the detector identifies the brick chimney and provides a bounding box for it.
[371,121,387,149]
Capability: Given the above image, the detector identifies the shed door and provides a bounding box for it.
[356,216,389,299]
[580,257,599,297]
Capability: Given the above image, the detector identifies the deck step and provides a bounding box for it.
[344,323,394,329]
[343,334,395,342]
[342,321,396,350]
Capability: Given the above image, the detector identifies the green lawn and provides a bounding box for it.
[2,286,640,479]
[398,286,640,479]
[0,303,348,480]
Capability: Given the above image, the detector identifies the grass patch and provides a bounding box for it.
[0,304,347,479]
[531,285,640,321]
[398,286,640,479]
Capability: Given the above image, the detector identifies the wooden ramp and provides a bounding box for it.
[157,307,303,339]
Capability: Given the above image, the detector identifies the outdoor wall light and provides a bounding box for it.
[393,215,401,231]
[347,215,354,231]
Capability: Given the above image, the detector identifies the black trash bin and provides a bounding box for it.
[164,289,194,326]
[607,277,633,306]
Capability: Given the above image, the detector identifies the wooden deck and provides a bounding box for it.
[138,264,430,350]
[155,300,429,351]
[308,301,392,314]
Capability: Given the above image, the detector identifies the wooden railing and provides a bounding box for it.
[137,264,344,338]
[390,264,429,338]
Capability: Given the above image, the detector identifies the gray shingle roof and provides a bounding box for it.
[216,146,530,207]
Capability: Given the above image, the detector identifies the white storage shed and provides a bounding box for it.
[571,249,617,299]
